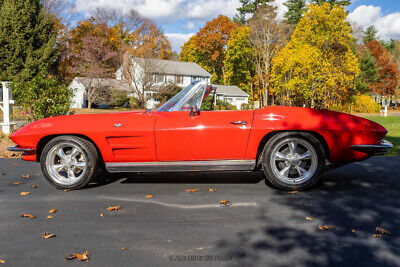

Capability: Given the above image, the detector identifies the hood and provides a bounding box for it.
[10,111,145,140]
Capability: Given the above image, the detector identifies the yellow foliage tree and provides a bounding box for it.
[270,3,360,108]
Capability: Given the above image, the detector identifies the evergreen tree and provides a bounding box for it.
[0,0,58,82]
[363,25,378,44]
[356,49,380,94]
[284,0,306,25]
[381,39,396,54]
[237,0,273,22]
[311,0,351,6]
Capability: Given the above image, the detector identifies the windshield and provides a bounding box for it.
[157,83,197,111]
[179,85,206,110]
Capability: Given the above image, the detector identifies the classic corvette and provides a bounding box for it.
[9,81,392,190]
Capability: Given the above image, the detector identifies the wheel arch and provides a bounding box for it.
[36,134,104,163]
[255,130,330,169]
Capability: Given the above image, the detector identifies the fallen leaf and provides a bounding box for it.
[65,251,89,262]
[47,216,53,219]
[220,200,232,206]
[31,185,39,188]
[122,247,127,251]
[100,213,104,217]
[107,205,121,211]
[318,225,335,231]
[42,232,56,239]
[372,234,382,238]
[22,174,30,179]
[19,192,30,196]
[0,259,5,264]
[14,182,21,185]
[145,194,153,199]
[208,188,216,192]
[49,209,58,214]
[185,189,200,192]
[20,213,36,219]
[64,189,71,192]
[306,217,313,221]
[376,227,391,235]
[288,191,298,194]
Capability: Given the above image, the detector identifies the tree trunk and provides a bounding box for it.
[87,89,92,109]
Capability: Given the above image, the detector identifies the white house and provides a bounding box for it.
[69,77,131,108]
[69,55,249,110]
[117,56,212,108]
[213,85,249,110]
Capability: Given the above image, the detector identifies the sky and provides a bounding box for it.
[71,0,400,52]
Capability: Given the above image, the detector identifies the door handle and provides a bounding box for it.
[231,121,247,125]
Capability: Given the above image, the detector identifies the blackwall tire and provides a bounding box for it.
[262,132,326,191]
[40,135,99,190]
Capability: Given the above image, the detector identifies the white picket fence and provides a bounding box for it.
[0,81,15,134]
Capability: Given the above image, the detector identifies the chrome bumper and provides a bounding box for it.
[7,146,35,152]
[351,140,393,155]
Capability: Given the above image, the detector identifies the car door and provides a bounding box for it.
[154,110,254,161]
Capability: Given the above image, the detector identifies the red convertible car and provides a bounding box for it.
[9,81,392,191]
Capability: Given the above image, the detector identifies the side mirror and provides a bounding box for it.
[190,106,200,116]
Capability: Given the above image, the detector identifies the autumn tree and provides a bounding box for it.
[224,26,255,98]
[63,12,171,82]
[180,36,199,62]
[91,7,172,59]
[270,3,360,108]
[249,4,290,105]
[366,40,399,97]
[42,0,76,25]
[284,0,306,25]
[363,25,378,44]
[391,40,400,104]
[70,35,119,108]
[126,19,171,59]
[311,0,351,6]
[181,15,236,84]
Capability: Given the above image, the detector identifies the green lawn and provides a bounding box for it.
[362,116,400,157]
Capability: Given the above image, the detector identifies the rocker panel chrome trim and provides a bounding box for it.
[105,160,256,173]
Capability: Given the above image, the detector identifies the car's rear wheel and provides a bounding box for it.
[261,132,326,191]
[40,136,99,190]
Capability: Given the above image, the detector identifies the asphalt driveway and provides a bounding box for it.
[0,157,399,266]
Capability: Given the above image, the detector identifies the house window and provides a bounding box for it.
[155,74,165,83]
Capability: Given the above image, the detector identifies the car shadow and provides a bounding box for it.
[86,170,265,188]
[119,170,265,184]
[214,157,400,266]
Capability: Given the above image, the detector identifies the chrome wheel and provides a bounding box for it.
[269,138,318,185]
[45,142,87,186]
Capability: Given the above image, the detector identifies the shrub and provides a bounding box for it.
[109,90,129,107]
[331,94,381,113]
[154,83,183,105]
[352,94,381,113]
[215,100,237,110]
[13,75,71,120]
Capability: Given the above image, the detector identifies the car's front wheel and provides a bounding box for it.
[40,135,99,190]
[262,132,326,191]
